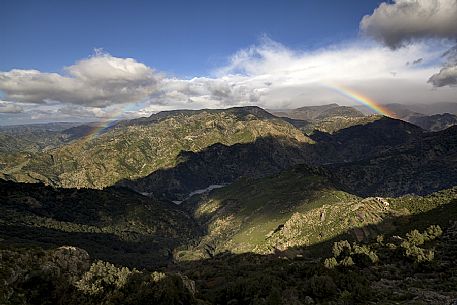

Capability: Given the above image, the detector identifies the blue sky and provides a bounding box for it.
[0,0,456,124]
[1,0,382,77]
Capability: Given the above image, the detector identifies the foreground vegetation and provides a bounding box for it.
[2,219,456,304]
[1,179,457,304]
[0,180,201,268]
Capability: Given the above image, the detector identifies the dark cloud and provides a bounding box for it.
[429,43,457,86]
[428,65,457,86]
[360,0,457,49]
[361,0,457,88]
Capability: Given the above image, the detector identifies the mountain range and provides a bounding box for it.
[1,103,457,304]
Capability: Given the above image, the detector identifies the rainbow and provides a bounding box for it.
[82,103,136,140]
[84,118,118,140]
[326,83,397,118]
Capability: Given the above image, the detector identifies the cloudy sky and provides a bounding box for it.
[1,0,457,125]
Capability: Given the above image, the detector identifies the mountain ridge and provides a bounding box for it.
[0,106,310,189]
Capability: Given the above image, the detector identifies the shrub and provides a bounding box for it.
[400,241,435,263]
[376,235,385,245]
[332,240,351,258]
[352,245,379,265]
[75,261,138,296]
[340,256,354,267]
[323,257,338,269]
[424,225,442,240]
[406,230,425,246]
[266,287,282,305]
[399,226,440,263]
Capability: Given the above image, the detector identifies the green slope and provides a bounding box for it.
[0,106,310,189]
[178,164,457,260]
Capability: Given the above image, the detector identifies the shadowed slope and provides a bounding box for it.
[0,180,201,268]
[331,125,457,196]
[119,136,312,201]
[122,116,443,202]
[0,106,309,189]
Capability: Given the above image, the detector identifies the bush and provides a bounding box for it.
[376,235,385,245]
[352,245,379,265]
[72,264,197,305]
[340,256,354,267]
[425,225,442,240]
[406,230,425,246]
[336,271,371,301]
[399,226,440,263]
[400,240,435,263]
[332,240,351,258]
[323,257,338,269]
[75,261,138,296]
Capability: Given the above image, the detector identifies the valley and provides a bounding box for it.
[1,104,457,304]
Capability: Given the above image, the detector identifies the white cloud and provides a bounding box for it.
[0,52,161,107]
[1,38,457,124]
[0,101,23,113]
[158,77,260,106]
[360,0,457,49]
[139,38,455,111]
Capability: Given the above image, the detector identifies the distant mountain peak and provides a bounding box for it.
[271,104,364,122]
[295,103,341,111]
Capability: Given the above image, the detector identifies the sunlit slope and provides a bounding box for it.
[0,107,310,188]
[178,165,457,260]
